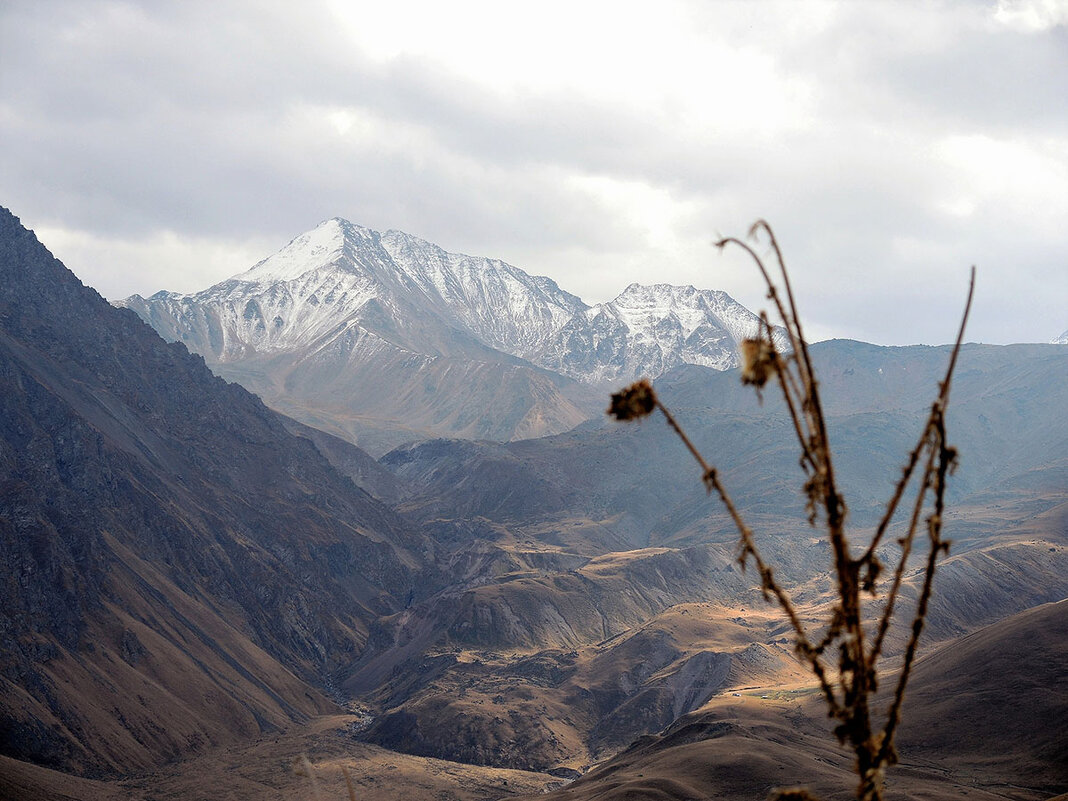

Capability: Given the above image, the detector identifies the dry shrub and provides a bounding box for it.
[609,221,974,801]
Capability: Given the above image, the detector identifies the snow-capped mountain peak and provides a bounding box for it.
[609,282,735,339]
[529,281,769,383]
[120,218,774,388]
[116,217,788,450]
[373,228,586,358]
[234,217,368,284]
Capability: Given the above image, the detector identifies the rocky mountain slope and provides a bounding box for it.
[0,207,435,776]
[3,209,802,792]
[380,341,1068,544]
[123,219,586,366]
[119,218,770,453]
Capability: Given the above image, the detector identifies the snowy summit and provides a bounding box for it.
[120,217,771,385]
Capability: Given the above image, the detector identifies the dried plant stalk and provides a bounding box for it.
[608,221,974,801]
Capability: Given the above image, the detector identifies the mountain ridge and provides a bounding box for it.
[122,217,768,381]
[0,206,437,775]
[118,218,775,452]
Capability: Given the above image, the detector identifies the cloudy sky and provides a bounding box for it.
[2,0,1066,344]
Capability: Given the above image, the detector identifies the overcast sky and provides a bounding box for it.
[2,0,1066,345]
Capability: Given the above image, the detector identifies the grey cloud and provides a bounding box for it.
[778,2,1068,135]
[1,0,1064,346]
[2,0,660,250]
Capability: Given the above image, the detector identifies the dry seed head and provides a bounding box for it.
[862,558,882,593]
[608,379,658,421]
[740,337,777,387]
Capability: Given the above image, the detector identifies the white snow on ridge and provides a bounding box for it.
[607,283,756,341]
[552,281,778,382]
[119,217,774,384]
[378,228,585,358]
[235,218,353,284]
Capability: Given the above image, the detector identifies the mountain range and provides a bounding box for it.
[119,218,775,454]
[2,206,1066,801]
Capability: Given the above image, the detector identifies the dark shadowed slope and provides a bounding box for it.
[0,207,433,776]
[896,598,1068,793]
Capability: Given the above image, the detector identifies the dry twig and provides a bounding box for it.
[608,221,974,801]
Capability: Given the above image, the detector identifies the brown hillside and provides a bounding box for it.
[518,599,1068,801]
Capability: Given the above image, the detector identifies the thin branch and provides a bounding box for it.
[715,236,804,362]
[862,268,976,564]
[773,347,818,473]
[608,228,975,801]
[654,396,842,715]
[861,425,937,565]
[876,268,973,765]
[871,440,937,660]
[878,415,952,768]
[752,220,817,391]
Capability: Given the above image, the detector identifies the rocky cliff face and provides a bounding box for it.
[519,600,1068,801]
[0,208,434,775]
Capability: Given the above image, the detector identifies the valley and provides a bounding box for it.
[1,208,1066,801]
